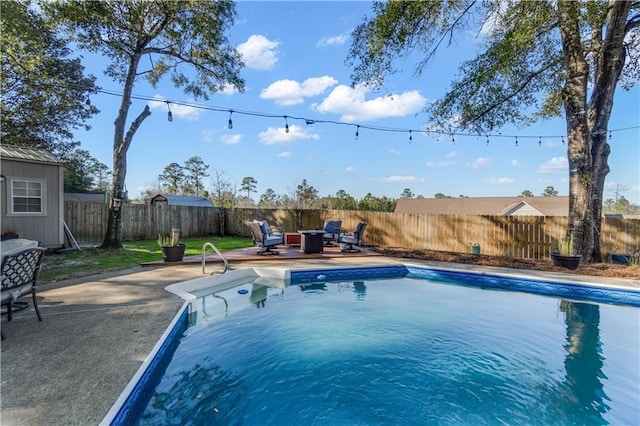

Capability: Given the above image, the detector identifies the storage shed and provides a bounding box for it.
[149,193,213,207]
[1,145,65,248]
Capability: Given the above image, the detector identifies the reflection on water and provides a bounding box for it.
[250,284,268,308]
[353,281,367,300]
[559,300,609,423]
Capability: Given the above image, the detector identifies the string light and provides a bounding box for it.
[451,133,455,145]
[64,85,638,145]
[166,101,173,122]
[228,110,233,129]
[355,125,360,140]
[284,116,289,133]
[538,136,542,146]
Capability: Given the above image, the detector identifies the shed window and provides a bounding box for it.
[10,178,46,215]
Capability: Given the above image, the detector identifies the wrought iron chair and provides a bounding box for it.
[338,222,368,253]
[1,247,46,340]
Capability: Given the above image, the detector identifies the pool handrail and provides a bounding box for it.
[202,242,228,275]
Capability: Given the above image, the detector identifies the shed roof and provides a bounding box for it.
[150,194,214,207]
[0,145,62,165]
[394,196,569,216]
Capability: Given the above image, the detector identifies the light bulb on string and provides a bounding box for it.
[409,130,413,143]
[228,111,233,129]
[486,135,489,146]
[538,136,542,147]
[355,125,360,140]
[451,133,455,145]
[166,101,173,122]
[515,136,518,147]
[561,136,565,145]
[609,130,612,140]
[284,116,289,133]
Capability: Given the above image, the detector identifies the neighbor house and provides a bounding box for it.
[394,196,569,216]
[1,145,65,248]
[149,193,214,207]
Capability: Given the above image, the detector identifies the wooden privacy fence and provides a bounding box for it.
[64,201,639,260]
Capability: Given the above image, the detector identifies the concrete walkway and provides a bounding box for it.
[1,257,637,425]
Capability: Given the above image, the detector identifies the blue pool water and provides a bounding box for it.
[115,267,640,425]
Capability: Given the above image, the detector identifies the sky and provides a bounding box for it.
[75,1,640,204]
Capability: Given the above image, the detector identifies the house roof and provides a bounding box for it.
[150,194,214,207]
[0,145,62,165]
[64,193,108,203]
[394,196,569,216]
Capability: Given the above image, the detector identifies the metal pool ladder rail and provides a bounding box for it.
[202,242,228,275]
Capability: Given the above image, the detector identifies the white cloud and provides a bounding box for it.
[445,151,458,158]
[467,157,491,169]
[426,160,454,167]
[485,177,515,184]
[258,124,320,145]
[277,151,292,158]
[260,76,338,106]
[317,33,348,47]
[200,129,215,143]
[148,95,201,121]
[537,156,568,174]
[376,175,427,183]
[313,84,427,122]
[218,84,240,95]
[221,134,242,145]
[388,149,401,155]
[237,35,280,70]
[511,160,520,166]
[346,166,358,172]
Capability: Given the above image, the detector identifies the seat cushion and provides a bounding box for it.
[1,239,39,264]
[1,284,33,303]
[340,235,358,244]
[264,234,283,245]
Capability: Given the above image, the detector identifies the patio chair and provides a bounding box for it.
[1,247,47,340]
[338,222,368,253]
[322,220,342,246]
[249,220,284,255]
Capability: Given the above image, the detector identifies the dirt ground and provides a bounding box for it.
[374,247,640,280]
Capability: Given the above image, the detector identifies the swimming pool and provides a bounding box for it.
[102,265,640,425]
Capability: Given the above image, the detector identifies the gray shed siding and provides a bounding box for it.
[2,158,64,247]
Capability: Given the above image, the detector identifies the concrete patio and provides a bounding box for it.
[1,250,637,426]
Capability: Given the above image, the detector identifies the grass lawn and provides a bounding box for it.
[40,236,254,283]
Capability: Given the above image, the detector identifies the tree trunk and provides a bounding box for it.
[557,0,629,262]
[100,55,149,249]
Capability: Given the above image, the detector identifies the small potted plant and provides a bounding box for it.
[551,231,582,270]
[1,227,19,241]
[157,228,186,262]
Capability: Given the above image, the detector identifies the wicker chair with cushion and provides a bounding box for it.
[338,222,368,253]
[1,247,47,340]
[322,220,342,246]
[249,220,284,255]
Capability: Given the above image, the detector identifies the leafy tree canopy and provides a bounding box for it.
[347,0,640,261]
[2,0,97,155]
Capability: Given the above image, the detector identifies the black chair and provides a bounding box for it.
[338,222,368,253]
[1,247,46,340]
